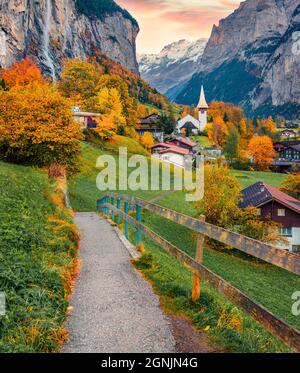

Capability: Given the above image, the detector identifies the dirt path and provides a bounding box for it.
[62,213,175,353]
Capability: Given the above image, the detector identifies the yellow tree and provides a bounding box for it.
[58,59,101,106]
[248,136,277,170]
[140,132,154,151]
[0,83,82,172]
[96,87,126,128]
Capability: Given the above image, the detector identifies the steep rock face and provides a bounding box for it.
[138,39,207,98]
[175,0,300,118]
[0,0,139,78]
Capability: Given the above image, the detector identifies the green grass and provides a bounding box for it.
[69,142,300,352]
[230,169,285,188]
[133,234,290,352]
[0,161,78,352]
[191,135,212,148]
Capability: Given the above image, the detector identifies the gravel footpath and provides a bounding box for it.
[62,212,175,353]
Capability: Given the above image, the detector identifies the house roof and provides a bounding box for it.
[274,141,300,148]
[159,145,191,156]
[140,113,161,125]
[168,137,197,148]
[240,181,300,214]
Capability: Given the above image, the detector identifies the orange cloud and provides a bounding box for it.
[116,0,240,53]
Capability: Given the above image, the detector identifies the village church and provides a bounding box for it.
[176,85,208,134]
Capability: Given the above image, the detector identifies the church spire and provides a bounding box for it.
[197,85,208,109]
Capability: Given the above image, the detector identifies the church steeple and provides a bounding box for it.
[197,85,208,109]
[197,85,208,131]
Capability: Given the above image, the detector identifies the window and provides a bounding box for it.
[280,227,292,236]
[277,208,286,217]
[256,208,261,216]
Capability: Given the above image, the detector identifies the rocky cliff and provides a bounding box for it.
[0,0,139,78]
[138,39,207,98]
[175,0,300,118]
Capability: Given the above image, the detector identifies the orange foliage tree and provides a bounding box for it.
[0,83,82,172]
[248,136,277,171]
[140,132,154,151]
[1,58,45,88]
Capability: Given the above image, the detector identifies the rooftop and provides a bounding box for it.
[240,181,300,214]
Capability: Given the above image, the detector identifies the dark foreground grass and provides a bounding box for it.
[0,161,78,352]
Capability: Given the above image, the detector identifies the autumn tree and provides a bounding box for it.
[248,135,277,171]
[224,127,240,162]
[140,132,154,151]
[0,84,82,172]
[194,165,284,246]
[1,58,45,88]
[281,173,300,199]
[58,59,101,106]
[207,116,229,148]
[194,165,242,228]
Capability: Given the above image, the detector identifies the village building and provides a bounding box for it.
[176,85,208,134]
[136,113,164,141]
[240,181,300,252]
[167,137,197,153]
[151,137,195,168]
[72,107,101,129]
[280,129,297,139]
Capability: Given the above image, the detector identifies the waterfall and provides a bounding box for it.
[43,0,55,80]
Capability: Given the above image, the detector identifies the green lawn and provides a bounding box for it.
[69,142,299,352]
[191,135,212,148]
[231,169,285,188]
[0,161,78,352]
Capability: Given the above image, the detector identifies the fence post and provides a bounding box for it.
[192,215,206,302]
[136,204,142,245]
[117,198,121,225]
[124,201,129,239]
[111,197,115,221]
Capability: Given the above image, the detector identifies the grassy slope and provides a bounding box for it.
[69,142,299,352]
[191,135,213,148]
[0,162,78,352]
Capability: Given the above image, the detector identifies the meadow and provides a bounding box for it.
[68,142,300,352]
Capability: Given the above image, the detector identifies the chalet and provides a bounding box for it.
[152,143,192,168]
[281,129,297,139]
[167,137,197,153]
[137,113,164,141]
[72,110,101,129]
[274,141,300,161]
[240,181,300,252]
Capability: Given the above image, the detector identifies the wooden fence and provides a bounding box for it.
[97,192,300,352]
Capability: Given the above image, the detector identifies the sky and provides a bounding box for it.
[117,0,241,54]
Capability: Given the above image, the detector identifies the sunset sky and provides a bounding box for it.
[117,0,241,54]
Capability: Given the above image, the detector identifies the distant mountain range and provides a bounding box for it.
[138,39,207,99]
[174,0,300,118]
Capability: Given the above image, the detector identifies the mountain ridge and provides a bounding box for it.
[174,0,300,118]
[138,38,207,97]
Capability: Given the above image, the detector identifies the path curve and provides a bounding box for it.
[62,213,175,353]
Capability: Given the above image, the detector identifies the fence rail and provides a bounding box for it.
[97,193,300,352]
